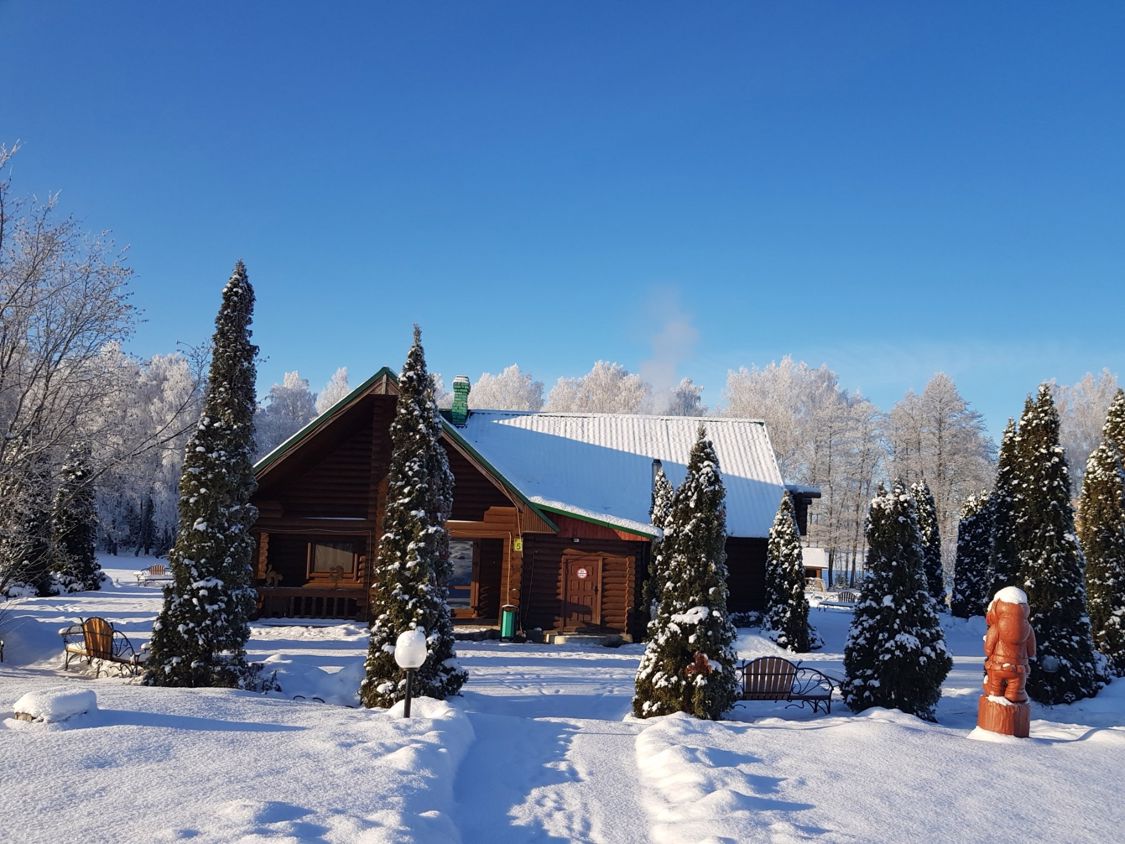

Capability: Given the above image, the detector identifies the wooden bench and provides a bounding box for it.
[737,655,837,714]
[818,589,859,610]
[60,617,145,677]
[135,564,173,585]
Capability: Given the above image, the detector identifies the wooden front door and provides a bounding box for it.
[563,556,601,629]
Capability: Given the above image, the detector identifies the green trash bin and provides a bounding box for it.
[500,604,518,640]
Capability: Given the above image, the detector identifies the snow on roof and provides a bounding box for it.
[456,411,786,537]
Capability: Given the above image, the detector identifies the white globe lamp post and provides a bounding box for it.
[394,628,428,718]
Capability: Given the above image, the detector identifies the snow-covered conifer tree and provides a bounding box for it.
[988,419,1021,599]
[1015,385,1104,704]
[0,443,53,596]
[641,461,675,618]
[764,492,817,651]
[911,480,945,608]
[360,326,466,708]
[1078,443,1125,675]
[1104,389,1125,455]
[51,444,102,592]
[843,481,952,720]
[144,262,263,689]
[950,491,992,618]
[633,427,739,720]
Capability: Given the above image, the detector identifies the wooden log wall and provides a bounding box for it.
[520,535,649,636]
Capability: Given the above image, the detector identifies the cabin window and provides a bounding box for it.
[307,540,359,580]
[447,539,475,609]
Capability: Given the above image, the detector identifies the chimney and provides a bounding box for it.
[451,375,471,426]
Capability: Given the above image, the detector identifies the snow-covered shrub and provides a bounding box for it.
[911,480,946,609]
[360,326,466,708]
[950,490,992,618]
[764,492,817,652]
[633,427,739,720]
[1079,442,1125,675]
[843,481,952,721]
[1015,385,1105,704]
[51,443,103,593]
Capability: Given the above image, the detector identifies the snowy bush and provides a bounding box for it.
[950,491,992,619]
[843,481,952,721]
[763,492,818,652]
[633,427,739,720]
[360,326,466,708]
[1015,386,1105,704]
[144,262,266,689]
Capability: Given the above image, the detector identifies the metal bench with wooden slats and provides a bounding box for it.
[60,617,145,676]
[818,589,859,610]
[135,564,173,585]
[737,655,837,714]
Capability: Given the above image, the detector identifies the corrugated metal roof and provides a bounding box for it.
[455,411,786,538]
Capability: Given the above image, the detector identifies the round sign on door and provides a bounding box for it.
[576,567,588,579]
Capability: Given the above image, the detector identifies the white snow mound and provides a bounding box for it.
[991,586,1028,606]
[13,688,97,722]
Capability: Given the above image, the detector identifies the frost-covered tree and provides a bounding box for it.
[764,492,816,652]
[315,366,351,415]
[1054,371,1120,494]
[1015,385,1104,704]
[470,364,544,411]
[1078,443,1125,675]
[843,481,952,721]
[545,361,651,413]
[254,371,316,458]
[888,375,994,570]
[144,262,264,689]
[633,427,739,720]
[360,326,466,708]
[642,461,676,617]
[664,377,705,416]
[51,443,102,592]
[988,419,1021,599]
[724,359,882,587]
[724,357,840,481]
[950,491,993,619]
[911,480,946,608]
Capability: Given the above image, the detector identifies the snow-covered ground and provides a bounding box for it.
[1,557,1122,842]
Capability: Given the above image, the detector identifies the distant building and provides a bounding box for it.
[250,371,817,639]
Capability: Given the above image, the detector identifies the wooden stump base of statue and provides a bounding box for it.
[977,694,1030,738]
[975,586,1036,740]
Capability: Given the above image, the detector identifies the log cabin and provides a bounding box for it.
[250,369,817,639]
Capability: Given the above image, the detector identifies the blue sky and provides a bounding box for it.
[3,2,1123,438]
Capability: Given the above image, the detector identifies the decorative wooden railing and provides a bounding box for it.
[256,586,365,620]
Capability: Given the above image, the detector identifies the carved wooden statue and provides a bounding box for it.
[977,586,1036,738]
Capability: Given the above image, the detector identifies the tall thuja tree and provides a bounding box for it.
[911,480,945,608]
[51,443,102,592]
[764,492,816,651]
[843,481,952,721]
[642,461,675,617]
[360,327,466,708]
[1103,389,1125,454]
[144,262,262,688]
[1015,385,1104,704]
[633,427,739,720]
[1078,444,1125,676]
[989,419,1021,599]
[0,442,53,597]
[950,491,993,618]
